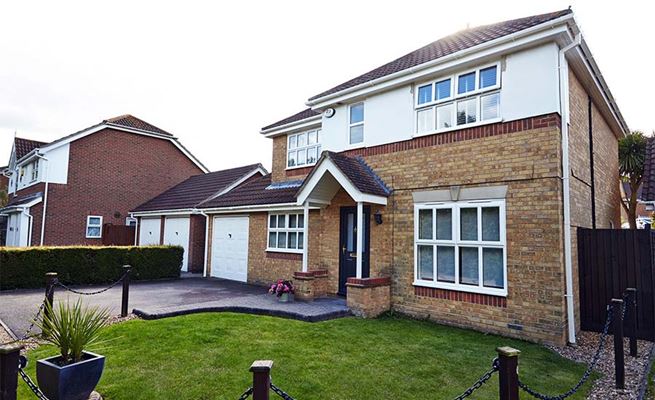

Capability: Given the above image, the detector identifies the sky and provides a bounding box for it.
[1,0,653,172]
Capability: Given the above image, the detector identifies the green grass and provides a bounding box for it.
[19,313,596,399]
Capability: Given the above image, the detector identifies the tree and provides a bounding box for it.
[619,131,647,229]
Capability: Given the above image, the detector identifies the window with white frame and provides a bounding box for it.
[267,213,304,252]
[415,63,501,135]
[287,130,321,168]
[30,161,39,182]
[86,216,103,238]
[349,102,364,145]
[414,200,506,296]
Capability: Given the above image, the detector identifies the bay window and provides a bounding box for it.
[268,212,304,252]
[414,200,506,296]
[415,63,501,135]
[288,130,321,168]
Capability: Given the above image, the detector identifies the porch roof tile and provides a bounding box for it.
[199,174,299,208]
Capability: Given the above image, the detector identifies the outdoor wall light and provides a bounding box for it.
[374,211,383,225]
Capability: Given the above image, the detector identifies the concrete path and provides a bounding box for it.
[0,277,350,339]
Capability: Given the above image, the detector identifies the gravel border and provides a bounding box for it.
[547,331,655,399]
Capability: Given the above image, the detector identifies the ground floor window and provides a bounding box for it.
[86,215,103,238]
[414,199,506,296]
[267,212,304,253]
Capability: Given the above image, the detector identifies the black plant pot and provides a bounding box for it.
[36,351,105,400]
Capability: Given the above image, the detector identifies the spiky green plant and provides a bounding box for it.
[619,131,648,229]
[37,299,110,364]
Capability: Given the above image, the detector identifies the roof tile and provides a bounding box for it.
[14,137,48,160]
[132,164,263,212]
[105,114,172,136]
[261,108,321,132]
[200,174,298,208]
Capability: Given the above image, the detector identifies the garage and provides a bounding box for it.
[211,216,249,282]
[138,217,161,246]
[163,217,191,272]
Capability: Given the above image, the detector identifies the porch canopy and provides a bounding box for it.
[295,151,391,277]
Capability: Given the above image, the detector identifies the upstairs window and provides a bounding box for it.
[30,161,39,182]
[415,63,501,135]
[288,130,321,168]
[268,213,304,252]
[349,103,364,145]
[86,216,103,238]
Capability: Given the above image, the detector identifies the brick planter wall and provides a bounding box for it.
[346,277,391,318]
[293,270,328,301]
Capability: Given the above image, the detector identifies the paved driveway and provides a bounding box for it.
[0,277,349,338]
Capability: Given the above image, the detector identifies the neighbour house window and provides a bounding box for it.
[86,216,103,238]
[287,130,321,168]
[415,63,501,135]
[349,102,364,145]
[30,161,39,182]
[414,200,506,296]
[267,213,304,252]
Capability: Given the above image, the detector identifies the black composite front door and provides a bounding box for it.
[338,206,371,295]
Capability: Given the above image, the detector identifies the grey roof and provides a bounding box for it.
[199,174,299,208]
[261,108,321,132]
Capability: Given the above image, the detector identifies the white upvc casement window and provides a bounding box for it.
[349,102,365,145]
[415,63,501,135]
[30,160,39,182]
[267,212,305,253]
[86,216,103,238]
[414,199,507,296]
[287,130,322,169]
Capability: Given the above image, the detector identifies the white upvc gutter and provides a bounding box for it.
[35,153,49,246]
[559,33,582,345]
[130,213,138,246]
[192,208,211,277]
[23,207,33,247]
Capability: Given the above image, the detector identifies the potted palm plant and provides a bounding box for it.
[36,299,110,400]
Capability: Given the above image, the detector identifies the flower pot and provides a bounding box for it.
[36,351,105,400]
[278,293,294,303]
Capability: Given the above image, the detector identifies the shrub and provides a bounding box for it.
[0,245,183,290]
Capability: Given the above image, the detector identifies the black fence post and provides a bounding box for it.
[626,288,638,357]
[250,360,272,400]
[0,344,23,400]
[611,298,625,389]
[121,265,132,318]
[44,272,57,321]
[496,346,520,400]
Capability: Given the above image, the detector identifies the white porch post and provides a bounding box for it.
[356,201,363,279]
[302,201,309,272]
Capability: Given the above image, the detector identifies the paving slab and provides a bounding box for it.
[0,277,350,339]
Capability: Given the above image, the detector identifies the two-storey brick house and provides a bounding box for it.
[0,115,207,247]
[136,9,626,345]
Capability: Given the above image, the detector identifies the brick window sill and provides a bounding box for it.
[414,285,507,308]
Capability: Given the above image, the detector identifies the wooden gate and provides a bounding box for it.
[102,224,136,246]
[578,228,655,340]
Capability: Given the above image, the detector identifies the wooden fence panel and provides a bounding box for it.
[578,228,655,340]
[102,224,136,246]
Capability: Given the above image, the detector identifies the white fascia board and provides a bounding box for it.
[307,14,575,108]
[296,160,387,206]
[201,203,321,214]
[131,209,194,217]
[39,123,209,173]
[1,196,43,212]
[260,116,322,137]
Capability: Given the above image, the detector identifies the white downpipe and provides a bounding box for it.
[194,209,211,278]
[35,153,49,246]
[131,213,138,246]
[356,202,363,279]
[22,208,33,247]
[302,202,309,272]
[559,34,582,345]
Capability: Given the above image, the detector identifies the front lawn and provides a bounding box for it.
[19,313,594,399]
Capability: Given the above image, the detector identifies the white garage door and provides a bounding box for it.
[211,216,249,282]
[163,217,190,272]
[139,218,161,246]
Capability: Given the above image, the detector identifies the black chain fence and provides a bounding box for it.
[517,301,620,400]
[55,270,129,296]
[452,358,499,400]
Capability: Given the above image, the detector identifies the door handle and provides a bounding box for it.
[342,245,346,254]
[349,252,357,258]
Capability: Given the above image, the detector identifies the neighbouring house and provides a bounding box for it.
[130,164,267,272]
[619,182,653,228]
[140,8,626,346]
[0,115,207,247]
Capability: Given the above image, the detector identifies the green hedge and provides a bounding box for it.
[0,246,183,290]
